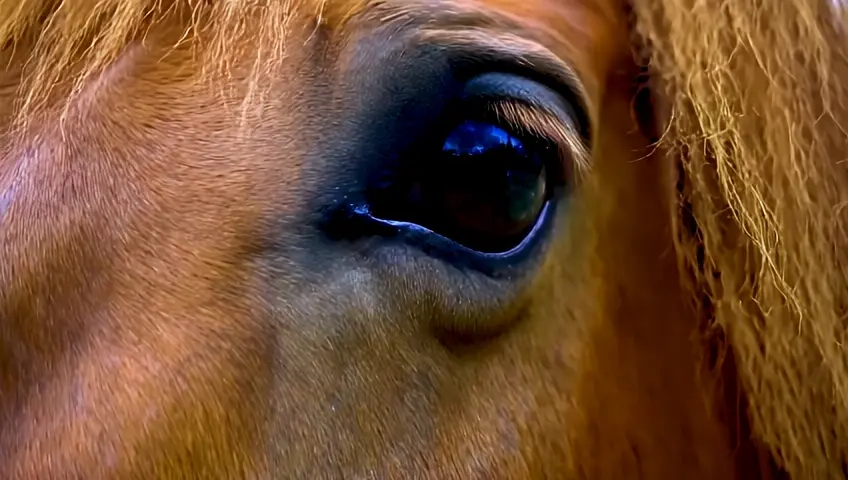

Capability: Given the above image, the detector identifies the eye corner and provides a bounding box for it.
[322,198,559,279]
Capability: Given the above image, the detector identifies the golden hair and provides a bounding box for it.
[0,0,369,125]
[633,0,848,477]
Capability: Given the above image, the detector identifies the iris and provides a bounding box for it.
[411,119,549,253]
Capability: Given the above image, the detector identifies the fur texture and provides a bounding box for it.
[2,0,847,478]
[632,0,848,477]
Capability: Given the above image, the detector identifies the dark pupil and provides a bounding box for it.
[412,120,548,252]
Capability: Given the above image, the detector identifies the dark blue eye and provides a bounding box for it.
[436,119,547,240]
[370,118,553,253]
[442,120,527,156]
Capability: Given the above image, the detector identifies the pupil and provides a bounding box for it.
[414,120,548,252]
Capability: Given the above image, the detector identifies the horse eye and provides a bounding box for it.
[370,114,559,254]
[414,120,548,252]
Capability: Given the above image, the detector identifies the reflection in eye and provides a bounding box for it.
[416,119,548,253]
[442,120,525,154]
[366,80,585,258]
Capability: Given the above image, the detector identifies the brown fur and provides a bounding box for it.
[0,0,845,478]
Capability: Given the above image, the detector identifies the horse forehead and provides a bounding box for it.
[324,0,620,29]
[466,0,617,19]
[338,0,625,88]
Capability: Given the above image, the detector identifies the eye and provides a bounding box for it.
[361,73,586,258]
[408,119,550,253]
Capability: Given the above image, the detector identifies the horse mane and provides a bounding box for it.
[633,0,848,476]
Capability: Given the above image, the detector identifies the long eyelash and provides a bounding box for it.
[485,100,591,179]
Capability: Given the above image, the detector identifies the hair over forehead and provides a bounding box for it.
[0,0,369,122]
[3,0,848,477]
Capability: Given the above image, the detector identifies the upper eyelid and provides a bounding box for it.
[458,71,590,176]
[489,100,591,177]
[409,28,592,139]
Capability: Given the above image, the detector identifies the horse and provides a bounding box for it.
[2,0,848,477]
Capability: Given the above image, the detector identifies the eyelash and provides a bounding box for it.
[365,99,565,196]
[442,98,583,188]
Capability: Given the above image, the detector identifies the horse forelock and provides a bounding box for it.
[633,0,848,476]
[0,0,376,128]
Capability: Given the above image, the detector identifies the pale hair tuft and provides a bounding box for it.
[634,0,848,476]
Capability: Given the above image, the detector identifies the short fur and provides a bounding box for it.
[2,0,847,478]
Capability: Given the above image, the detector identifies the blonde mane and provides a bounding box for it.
[3,0,848,477]
[634,0,848,477]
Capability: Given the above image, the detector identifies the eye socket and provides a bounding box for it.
[365,73,585,256]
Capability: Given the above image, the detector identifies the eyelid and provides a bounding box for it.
[459,72,590,179]
[487,99,590,178]
[463,72,581,130]
[412,27,593,140]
